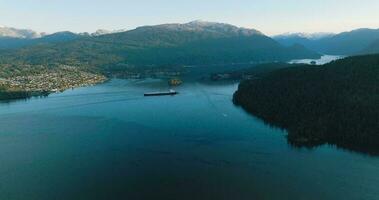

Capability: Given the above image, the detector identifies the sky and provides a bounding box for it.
[1,0,379,36]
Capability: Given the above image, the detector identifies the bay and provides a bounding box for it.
[0,79,378,200]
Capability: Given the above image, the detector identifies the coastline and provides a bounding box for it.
[232,55,379,155]
[0,72,108,101]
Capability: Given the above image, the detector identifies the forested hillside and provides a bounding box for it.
[360,39,379,55]
[234,54,379,154]
[0,21,320,76]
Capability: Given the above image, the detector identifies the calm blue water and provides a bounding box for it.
[289,55,344,65]
[0,79,378,200]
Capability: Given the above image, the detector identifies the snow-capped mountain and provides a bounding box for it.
[137,20,263,37]
[0,26,42,39]
[90,29,129,36]
[274,32,335,40]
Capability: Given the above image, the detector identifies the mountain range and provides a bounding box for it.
[274,32,335,41]
[3,22,379,57]
[0,27,124,49]
[0,31,84,49]
[0,21,320,76]
[2,21,379,80]
[274,28,379,55]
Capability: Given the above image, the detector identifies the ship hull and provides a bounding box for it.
[144,91,178,96]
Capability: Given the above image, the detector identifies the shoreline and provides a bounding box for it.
[232,55,379,155]
[0,74,108,101]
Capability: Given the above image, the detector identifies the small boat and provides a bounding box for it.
[168,78,183,86]
[144,89,178,96]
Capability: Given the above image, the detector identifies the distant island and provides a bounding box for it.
[233,55,379,154]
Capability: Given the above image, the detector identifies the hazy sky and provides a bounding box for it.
[1,0,379,35]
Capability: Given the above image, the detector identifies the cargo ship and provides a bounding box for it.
[144,89,178,96]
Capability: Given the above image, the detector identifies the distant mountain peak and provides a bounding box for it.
[0,26,42,39]
[274,32,335,40]
[136,21,263,37]
[349,28,379,32]
[39,31,83,42]
[186,20,224,26]
[92,29,112,36]
[91,29,129,36]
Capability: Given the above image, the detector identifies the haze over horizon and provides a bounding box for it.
[1,0,379,36]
